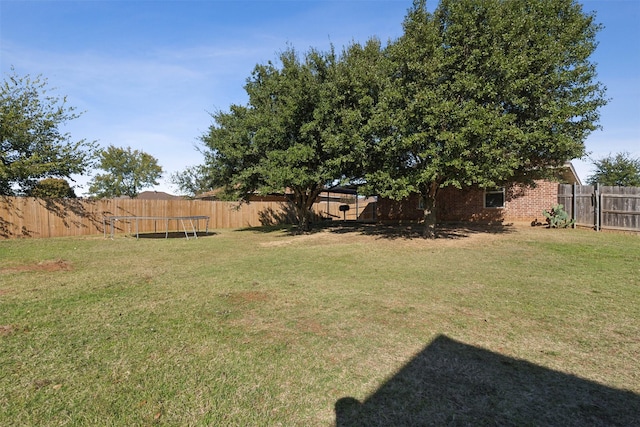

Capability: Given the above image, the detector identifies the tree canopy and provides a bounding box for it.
[587,152,640,187]
[88,145,163,198]
[184,0,606,236]
[171,164,215,198]
[0,69,95,196]
[28,177,77,198]
[199,42,384,231]
[364,0,607,237]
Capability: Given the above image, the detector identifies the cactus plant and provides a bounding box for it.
[543,204,575,228]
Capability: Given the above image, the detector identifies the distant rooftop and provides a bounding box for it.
[116,191,184,200]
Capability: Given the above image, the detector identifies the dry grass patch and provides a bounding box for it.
[0,259,72,274]
[226,290,270,304]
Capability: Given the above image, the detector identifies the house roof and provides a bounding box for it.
[131,191,183,200]
[326,185,360,195]
[560,162,582,185]
[193,189,222,200]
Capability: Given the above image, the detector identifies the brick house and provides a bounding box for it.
[376,163,581,224]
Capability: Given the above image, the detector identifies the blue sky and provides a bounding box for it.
[1,0,638,195]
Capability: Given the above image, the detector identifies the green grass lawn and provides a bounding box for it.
[1,224,639,426]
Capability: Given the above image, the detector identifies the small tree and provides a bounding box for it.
[586,152,640,187]
[88,145,163,198]
[28,178,76,198]
[0,69,95,196]
[171,165,215,198]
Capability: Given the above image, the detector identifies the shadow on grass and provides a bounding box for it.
[235,224,297,234]
[327,221,513,240]
[236,222,513,240]
[335,335,640,427]
[124,231,217,239]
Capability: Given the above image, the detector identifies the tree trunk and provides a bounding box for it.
[297,206,312,233]
[293,196,311,233]
[422,182,440,239]
[293,188,319,233]
[422,194,437,239]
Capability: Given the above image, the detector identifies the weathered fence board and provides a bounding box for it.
[558,184,640,232]
[558,184,596,228]
[600,186,640,232]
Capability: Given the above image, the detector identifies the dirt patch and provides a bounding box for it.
[226,291,270,305]
[0,259,73,274]
[0,325,17,336]
[259,232,330,247]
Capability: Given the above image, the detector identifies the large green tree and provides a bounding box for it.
[88,145,163,198]
[0,70,95,196]
[199,42,384,231]
[587,152,640,187]
[364,0,607,237]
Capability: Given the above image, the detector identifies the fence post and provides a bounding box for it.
[572,183,577,229]
[594,183,600,231]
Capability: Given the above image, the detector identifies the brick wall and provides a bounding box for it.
[437,187,504,222]
[376,180,558,224]
[504,180,558,222]
[376,194,424,222]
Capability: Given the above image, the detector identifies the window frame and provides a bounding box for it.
[484,187,505,209]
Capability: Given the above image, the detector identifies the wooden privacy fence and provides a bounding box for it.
[558,184,640,232]
[0,195,377,239]
[0,197,298,239]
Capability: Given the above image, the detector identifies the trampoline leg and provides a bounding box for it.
[180,219,189,239]
[189,218,197,239]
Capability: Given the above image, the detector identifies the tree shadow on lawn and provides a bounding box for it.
[325,221,513,240]
[237,222,513,240]
[335,335,640,427]
[131,231,217,239]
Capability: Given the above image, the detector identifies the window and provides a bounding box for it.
[484,187,505,208]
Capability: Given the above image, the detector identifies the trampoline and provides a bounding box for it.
[103,215,209,239]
